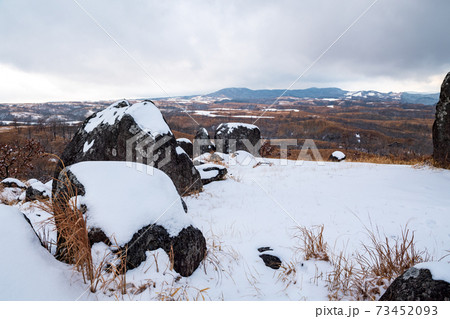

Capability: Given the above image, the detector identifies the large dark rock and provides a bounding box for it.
[195,163,228,185]
[193,127,215,157]
[380,266,450,301]
[432,72,450,166]
[53,100,202,195]
[176,138,193,158]
[53,162,206,277]
[214,123,261,155]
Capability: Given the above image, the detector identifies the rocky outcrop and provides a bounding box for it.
[193,127,215,157]
[380,265,450,301]
[53,100,202,196]
[53,161,206,277]
[432,72,450,166]
[214,123,261,155]
[195,163,227,185]
[176,138,193,158]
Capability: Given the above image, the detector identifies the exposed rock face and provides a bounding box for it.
[176,138,193,158]
[259,254,282,270]
[380,266,450,301]
[214,123,261,155]
[432,72,450,166]
[53,100,202,195]
[193,127,215,156]
[195,163,227,185]
[53,162,206,277]
[329,151,346,162]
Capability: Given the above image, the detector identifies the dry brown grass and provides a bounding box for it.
[326,226,430,301]
[295,225,329,262]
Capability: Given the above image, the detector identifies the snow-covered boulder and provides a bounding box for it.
[329,151,346,162]
[54,100,202,195]
[432,72,450,166]
[214,123,261,155]
[1,178,26,189]
[380,262,450,301]
[25,180,51,202]
[193,127,215,156]
[53,161,206,277]
[196,163,228,185]
[176,138,193,158]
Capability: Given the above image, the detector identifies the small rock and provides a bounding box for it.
[259,254,282,270]
[329,151,346,162]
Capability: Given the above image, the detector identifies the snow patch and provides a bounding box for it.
[83,140,95,153]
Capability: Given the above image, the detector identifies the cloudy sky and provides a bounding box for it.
[0,0,449,102]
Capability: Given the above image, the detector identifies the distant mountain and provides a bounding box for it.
[206,87,347,100]
[400,92,440,105]
[202,87,439,105]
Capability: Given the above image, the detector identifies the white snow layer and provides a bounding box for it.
[2,159,450,301]
[84,100,171,138]
[67,161,191,245]
[176,146,187,156]
[415,262,450,283]
[0,205,87,300]
[332,151,346,160]
[83,140,95,153]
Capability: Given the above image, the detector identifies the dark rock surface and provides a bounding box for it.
[53,100,202,196]
[196,163,228,185]
[433,72,450,166]
[176,138,193,158]
[257,247,273,253]
[259,254,282,270]
[193,127,215,156]
[214,123,261,155]
[380,266,450,301]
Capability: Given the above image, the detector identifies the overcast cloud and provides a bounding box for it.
[0,0,449,102]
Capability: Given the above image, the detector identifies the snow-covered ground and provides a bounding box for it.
[1,156,449,300]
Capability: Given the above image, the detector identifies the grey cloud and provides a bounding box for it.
[0,0,449,101]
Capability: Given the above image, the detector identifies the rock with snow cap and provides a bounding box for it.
[53,161,206,277]
[432,72,450,166]
[1,178,26,189]
[53,100,202,195]
[176,138,193,158]
[196,163,227,185]
[193,127,215,156]
[329,151,346,162]
[25,180,51,202]
[380,262,450,301]
[214,123,261,155]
